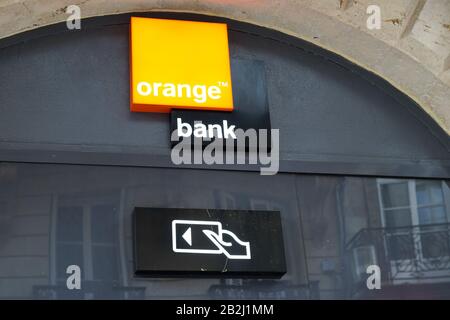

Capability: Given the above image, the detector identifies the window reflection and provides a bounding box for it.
[347,178,450,297]
[0,162,448,299]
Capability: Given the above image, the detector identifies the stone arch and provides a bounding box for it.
[0,0,449,134]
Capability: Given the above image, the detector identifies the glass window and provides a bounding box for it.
[0,162,449,299]
[56,206,83,242]
[381,182,410,208]
[54,198,120,297]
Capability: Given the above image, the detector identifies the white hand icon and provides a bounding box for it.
[203,229,251,260]
[172,220,251,260]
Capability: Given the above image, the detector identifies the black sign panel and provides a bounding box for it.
[170,59,271,148]
[133,207,286,278]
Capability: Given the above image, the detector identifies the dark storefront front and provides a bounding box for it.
[0,13,448,299]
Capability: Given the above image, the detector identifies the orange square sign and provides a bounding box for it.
[130,17,234,113]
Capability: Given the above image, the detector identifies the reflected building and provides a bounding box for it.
[0,164,448,299]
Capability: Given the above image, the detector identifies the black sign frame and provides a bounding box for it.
[133,207,286,278]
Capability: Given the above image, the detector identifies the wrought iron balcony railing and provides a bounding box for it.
[345,223,450,294]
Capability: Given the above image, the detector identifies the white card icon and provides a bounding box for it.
[171,219,251,260]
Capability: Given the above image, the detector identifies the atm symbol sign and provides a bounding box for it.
[172,220,251,260]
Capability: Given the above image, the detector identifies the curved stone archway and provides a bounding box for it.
[0,0,449,134]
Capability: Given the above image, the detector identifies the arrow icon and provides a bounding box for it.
[182,227,192,246]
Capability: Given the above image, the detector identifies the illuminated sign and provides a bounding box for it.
[133,207,286,278]
[130,17,234,113]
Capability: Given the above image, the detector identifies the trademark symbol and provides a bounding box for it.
[218,81,228,87]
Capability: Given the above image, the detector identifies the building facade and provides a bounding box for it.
[0,10,449,299]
